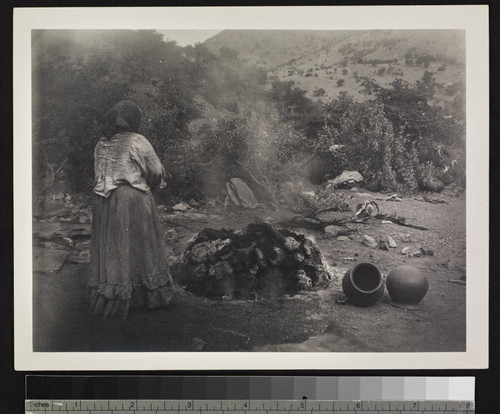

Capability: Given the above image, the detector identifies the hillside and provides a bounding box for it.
[204,30,465,103]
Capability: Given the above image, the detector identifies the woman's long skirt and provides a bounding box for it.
[88,185,173,319]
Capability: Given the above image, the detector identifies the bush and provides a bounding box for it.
[320,95,419,192]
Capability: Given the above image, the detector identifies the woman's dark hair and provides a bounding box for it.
[101,101,141,138]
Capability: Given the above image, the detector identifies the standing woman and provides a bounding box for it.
[88,101,173,319]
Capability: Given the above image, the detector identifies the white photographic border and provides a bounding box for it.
[14,5,489,371]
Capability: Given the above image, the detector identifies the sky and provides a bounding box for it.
[156,30,223,46]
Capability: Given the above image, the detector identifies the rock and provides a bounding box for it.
[66,244,91,264]
[173,202,191,211]
[225,178,259,208]
[402,246,411,255]
[269,247,286,265]
[62,237,74,249]
[363,234,376,244]
[381,220,393,224]
[297,270,312,290]
[79,215,90,224]
[284,236,302,251]
[41,241,66,250]
[164,229,178,244]
[33,221,91,239]
[293,252,305,262]
[214,261,233,280]
[420,246,434,256]
[362,234,377,247]
[33,246,71,275]
[328,170,364,188]
[419,176,445,192]
[301,190,317,198]
[409,251,422,258]
[385,194,402,202]
[337,236,350,241]
[386,235,397,248]
[324,225,342,237]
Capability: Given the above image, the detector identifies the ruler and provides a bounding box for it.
[25,399,475,413]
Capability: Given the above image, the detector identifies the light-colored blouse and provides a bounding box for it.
[93,131,166,198]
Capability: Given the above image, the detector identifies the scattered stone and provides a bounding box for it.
[301,190,317,198]
[381,220,393,224]
[62,237,74,249]
[164,229,178,244]
[33,246,71,275]
[66,241,91,264]
[386,235,397,248]
[337,236,350,242]
[173,202,191,211]
[409,251,422,258]
[362,234,378,248]
[419,176,445,192]
[284,236,302,251]
[401,246,411,255]
[41,241,66,250]
[297,269,312,290]
[421,195,447,204]
[79,215,90,224]
[328,170,364,188]
[385,194,402,202]
[37,222,92,240]
[342,257,357,261]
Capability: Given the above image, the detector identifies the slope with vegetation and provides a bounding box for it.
[33,29,465,207]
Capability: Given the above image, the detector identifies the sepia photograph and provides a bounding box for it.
[14,6,488,370]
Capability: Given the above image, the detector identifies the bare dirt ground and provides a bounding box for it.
[33,189,466,352]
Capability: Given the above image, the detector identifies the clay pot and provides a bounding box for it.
[342,263,385,307]
[386,265,429,305]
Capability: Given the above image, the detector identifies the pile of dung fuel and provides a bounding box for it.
[180,222,333,299]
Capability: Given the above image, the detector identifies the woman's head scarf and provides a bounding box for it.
[101,100,141,138]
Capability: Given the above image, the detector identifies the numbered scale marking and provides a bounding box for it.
[25,400,475,414]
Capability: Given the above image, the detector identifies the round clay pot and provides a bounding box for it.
[386,265,429,305]
[342,262,385,307]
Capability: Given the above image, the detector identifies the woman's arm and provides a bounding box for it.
[129,135,166,189]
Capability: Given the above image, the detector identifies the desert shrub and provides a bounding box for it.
[313,88,326,97]
[320,95,419,192]
[352,76,465,190]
